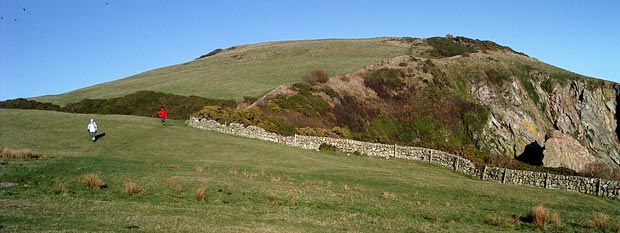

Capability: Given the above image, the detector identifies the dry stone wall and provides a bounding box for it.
[189,117,620,199]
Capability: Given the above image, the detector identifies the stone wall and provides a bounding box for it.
[188,117,620,199]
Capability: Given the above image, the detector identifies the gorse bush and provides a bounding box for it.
[426,37,476,58]
[0,91,236,120]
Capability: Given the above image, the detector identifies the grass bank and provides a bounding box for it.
[0,109,618,232]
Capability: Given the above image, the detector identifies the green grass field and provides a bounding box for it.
[1,109,619,232]
[33,38,410,106]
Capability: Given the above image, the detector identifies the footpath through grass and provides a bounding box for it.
[0,109,618,232]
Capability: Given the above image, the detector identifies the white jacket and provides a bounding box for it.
[87,122,98,133]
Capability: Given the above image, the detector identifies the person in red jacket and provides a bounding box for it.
[158,107,168,126]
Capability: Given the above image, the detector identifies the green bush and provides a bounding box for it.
[0,98,62,111]
[426,37,476,58]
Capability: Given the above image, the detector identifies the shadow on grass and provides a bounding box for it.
[95,133,106,142]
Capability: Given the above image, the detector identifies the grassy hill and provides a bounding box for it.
[1,109,618,232]
[33,38,410,106]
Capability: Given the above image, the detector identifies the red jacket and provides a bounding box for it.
[158,109,168,118]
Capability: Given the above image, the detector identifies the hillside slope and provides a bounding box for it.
[26,36,620,172]
[1,109,619,231]
[194,37,620,172]
[33,38,409,106]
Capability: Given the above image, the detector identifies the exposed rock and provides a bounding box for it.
[543,131,597,172]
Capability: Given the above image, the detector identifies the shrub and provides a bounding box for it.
[581,162,620,180]
[426,37,476,58]
[124,181,142,196]
[304,70,329,85]
[196,48,223,59]
[363,68,407,99]
[243,96,258,104]
[195,187,207,201]
[318,143,338,151]
[81,173,105,189]
[0,98,62,111]
[320,86,338,98]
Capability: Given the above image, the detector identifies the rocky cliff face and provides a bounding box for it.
[471,68,619,171]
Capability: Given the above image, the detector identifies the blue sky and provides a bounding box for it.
[1,0,619,101]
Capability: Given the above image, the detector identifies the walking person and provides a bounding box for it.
[87,118,98,142]
[158,107,168,126]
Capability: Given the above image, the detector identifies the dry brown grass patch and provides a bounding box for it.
[1,147,51,159]
[267,192,277,205]
[341,184,350,191]
[592,212,609,229]
[167,164,180,169]
[124,181,142,196]
[529,204,549,230]
[80,173,105,189]
[175,185,183,195]
[194,165,204,173]
[381,191,399,200]
[195,187,206,201]
[270,176,281,184]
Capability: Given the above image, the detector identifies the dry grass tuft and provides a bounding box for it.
[550,213,562,227]
[530,204,549,230]
[381,191,399,200]
[80,173,105,189]
[228,168,238,175]
[124,181,142,196]
[175,185,183,195]
[167,164,180,169]
[194,165,204,173]
[270,175,280,184]
[1,147,51,159]
[341,184,350,191]
[195,187,206,201]
[592,212,609,229]
[267,193,277,205]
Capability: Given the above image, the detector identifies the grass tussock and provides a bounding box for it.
[166,164,180,169]
[381,191,399,200]
[524,204,562,230]
[124,181,142,196]
[195,187,206,201]
[81,173,105,189]
[591,213,609,229]
[194,165,204,174]
[530,204,549,230]
[1,147,51,159]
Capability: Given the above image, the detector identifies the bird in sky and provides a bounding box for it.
[23,8,26,11]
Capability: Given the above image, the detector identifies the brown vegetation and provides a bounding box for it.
[195,187,207,201]
[81,173,105,189]
[124,181,142,196]
[582,162,620,180]
[1,147,51,159]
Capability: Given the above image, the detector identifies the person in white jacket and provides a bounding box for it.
[87,119,98,142]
